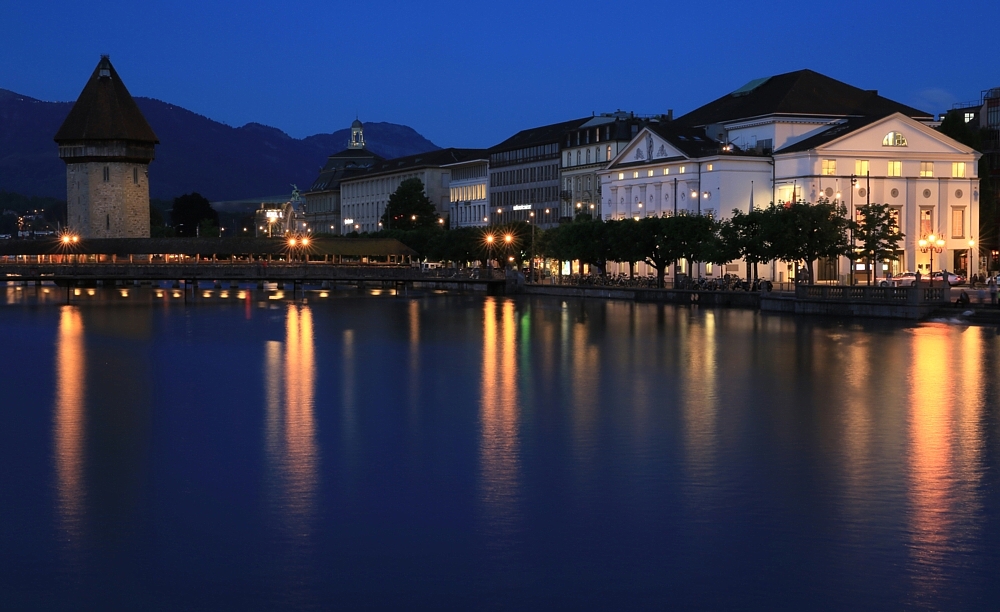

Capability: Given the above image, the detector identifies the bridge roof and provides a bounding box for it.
[0,237,418,257]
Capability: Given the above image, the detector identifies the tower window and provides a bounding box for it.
[106,214,110,230]
[103,166,110,182]
[133,167,138,184]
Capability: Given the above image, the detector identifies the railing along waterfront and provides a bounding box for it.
[795,283,948,304]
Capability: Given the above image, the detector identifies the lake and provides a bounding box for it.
[0,285,997,610]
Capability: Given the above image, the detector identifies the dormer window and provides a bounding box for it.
[882,131,907,147]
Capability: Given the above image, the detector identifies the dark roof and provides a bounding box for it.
[775,115,887,154]
[308,148,384,192]
[646,123,724,158]
[363,148,487,177]
[0,237,417,257]
[54,56,158,144]
[489,117,591,152]
[676,69,933,127]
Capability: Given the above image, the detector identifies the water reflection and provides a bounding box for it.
[53,306,86,545]
[905,325,983,605]
[682,310,719,490]
[479,298,521,549]
[264,305,319,537]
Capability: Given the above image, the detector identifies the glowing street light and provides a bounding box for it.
[918,234,946,287]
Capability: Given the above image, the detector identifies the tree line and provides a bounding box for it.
[362,197,904,287]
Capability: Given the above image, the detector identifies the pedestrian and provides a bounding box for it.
[914,270,922,285]
[989,276,997,306]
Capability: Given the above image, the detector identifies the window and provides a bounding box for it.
[679,166,686,174]
[632,171,639,179]
[577,151,582,165]
[953,162,966,178]
[103,166,110,182]
[566,152,571,166]
[920,162,934,177]
[821,159,836,175]
[663,168,670,175]
[855,159,869,176]
[952,208,965,238]
[920,208,933,236]
[617,173,624,180]
[882,131,908,147]
[586,149,591,164]
[133,167,138,184]
[706,163,714,171]
[606,145,612,161]
[887,161,902,177]
[647,170,654,177]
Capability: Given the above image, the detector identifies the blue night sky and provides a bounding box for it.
[2,0,996,148]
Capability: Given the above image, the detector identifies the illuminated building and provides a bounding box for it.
[303,119,383,235]
[339,148,486,233]
[600,70,981,281]
[489,117,588,228]
[446,158,489,228]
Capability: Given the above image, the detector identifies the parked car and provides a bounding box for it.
[880,272,917,287]
[932,271,965,286]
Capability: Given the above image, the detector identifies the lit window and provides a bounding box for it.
[618,173,624,180]
[887,161,902,177]
[952,208,965,238]
[632,171,639,179]
[663,168,670,175]
[647,170,654,177]
[883,131,907,147]
[920,162,934,177]
[855,159,869,175]
[822,159,836,175]
[680,166,686,174]
[606,145,612,160]
[964,112,975,123]
[952,162,966,178]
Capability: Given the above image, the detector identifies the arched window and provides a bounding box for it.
[882,131,907,147]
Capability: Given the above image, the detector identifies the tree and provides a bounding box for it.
[940,109,997,267]
[171,193,218,237]
[854,203,903,285]
[665,214,718,280]
[768,199,851,283]
[381,178,439,230]
[608,219,646,278]
[721,208,769,279]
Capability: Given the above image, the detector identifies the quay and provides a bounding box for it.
[525,282,954,320]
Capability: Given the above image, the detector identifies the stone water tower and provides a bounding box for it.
[54,55,158,238]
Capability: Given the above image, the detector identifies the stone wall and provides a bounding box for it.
[66,161,150,238]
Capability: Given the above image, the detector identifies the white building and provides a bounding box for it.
[445,158,489,228]
[600,70,981,282]
[340,148,486,233]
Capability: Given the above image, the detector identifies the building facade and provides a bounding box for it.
[560,112,656,219]
[55,56,157,239]
[304,120,382,235]
[339,148,486,233]
[489,118,587,228]
[445,158,489,228]
[600,70,981,281]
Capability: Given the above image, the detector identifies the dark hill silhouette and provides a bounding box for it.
[0,88,440,202]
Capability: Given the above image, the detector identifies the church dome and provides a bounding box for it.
[351,118,363,129]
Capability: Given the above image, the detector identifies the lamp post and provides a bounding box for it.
[849,174,857,285]
[968,238,975,281]
[485,233,495,273]
[529,211,535,283]
[918,234,946,288]
[504,233,513,270]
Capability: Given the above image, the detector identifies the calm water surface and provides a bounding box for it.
[0,286,998,610]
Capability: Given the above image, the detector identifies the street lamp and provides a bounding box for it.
[485,233,495,272]
[849,174,857,285]
[918,234,946,287]
[968,238,975,280]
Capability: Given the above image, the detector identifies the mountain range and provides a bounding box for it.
[0,88,440,203]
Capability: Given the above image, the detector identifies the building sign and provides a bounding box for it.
[344,218,354,224]
[265,210,281,219]
[512,204,532,211]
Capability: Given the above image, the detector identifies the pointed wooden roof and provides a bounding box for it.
[54,56,158,144]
